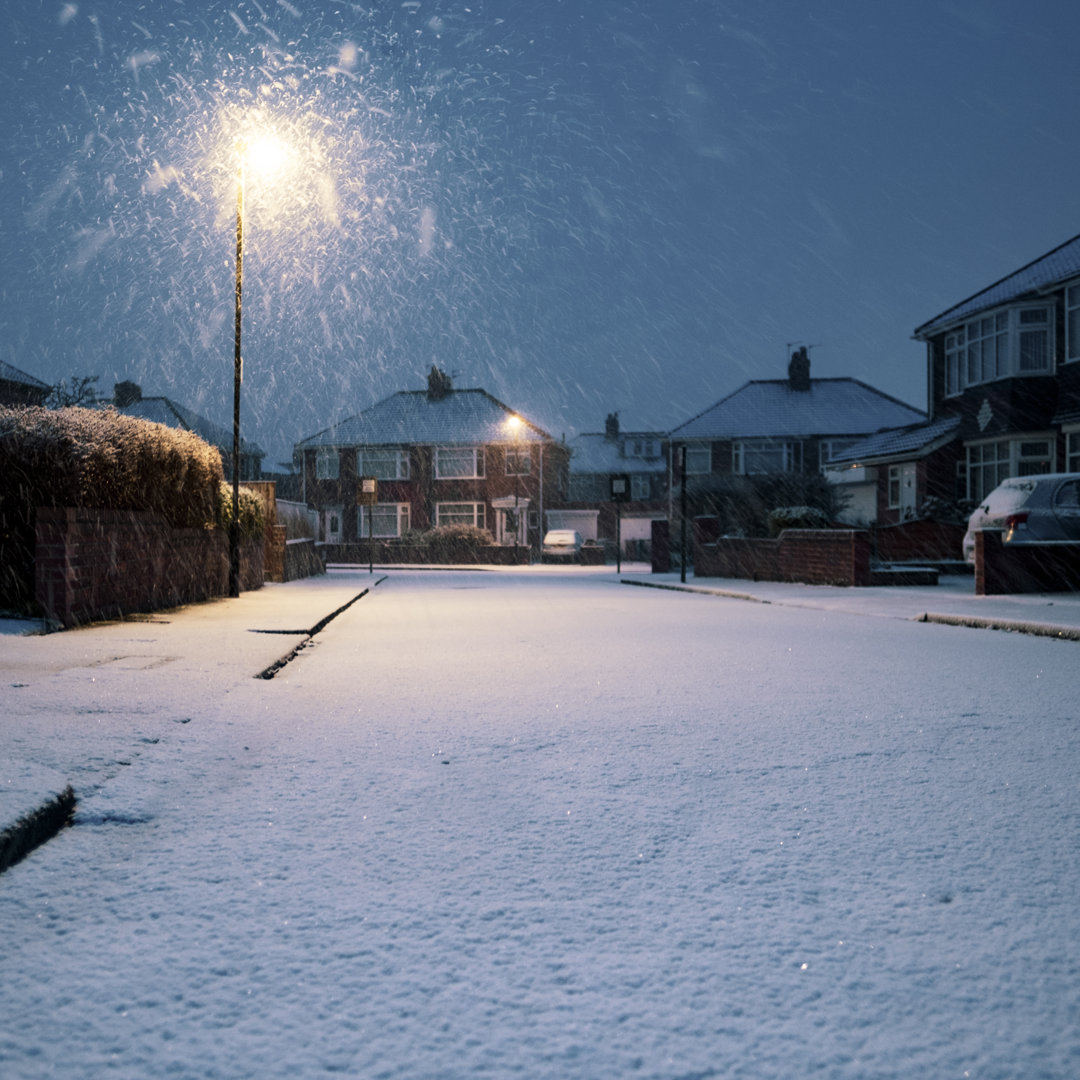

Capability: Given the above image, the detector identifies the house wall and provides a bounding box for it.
[35,507,264,628]
[694,525,872,587]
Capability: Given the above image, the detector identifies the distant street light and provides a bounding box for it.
[228,131,290,597]
[505,414,524,552]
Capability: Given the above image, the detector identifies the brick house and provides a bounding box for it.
[294,367,569,549]
[829,231,1080,523]
[668,347,925,523]
[556,413,669,553]
[0,362,50,407]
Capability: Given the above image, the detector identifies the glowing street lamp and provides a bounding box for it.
[505,414,524,548]
[228,131,290,597]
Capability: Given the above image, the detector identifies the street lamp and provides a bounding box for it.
[228,132,289,597]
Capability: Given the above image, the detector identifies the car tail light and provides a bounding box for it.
[1004,512,1029,532]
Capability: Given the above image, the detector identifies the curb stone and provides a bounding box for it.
[0,786,77,876]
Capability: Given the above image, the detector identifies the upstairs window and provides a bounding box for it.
[944,304,1053,396]
[435,447,485,479]
[733,440,801,475]
[505,448,531,476]
[1067,285,1080,362]
[682,444,711,475]
[315,449,339,479]
[631,474,651,500]
[357,449,409,480]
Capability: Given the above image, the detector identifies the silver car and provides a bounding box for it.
[542,529,583,559]
[963,473,1080,563]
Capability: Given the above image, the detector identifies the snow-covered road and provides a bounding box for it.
[2,570,1078,1078]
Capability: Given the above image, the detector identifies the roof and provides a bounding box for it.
[569,433,667,474]
[669,378,925,440]
[915,232,1080,338]
[827,414,961,465]
[295,389,553,449]
[108,397,265,457]
[0,361,50,390]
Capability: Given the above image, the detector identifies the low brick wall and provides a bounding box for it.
[872,519,966,563]
[975,530,1080,595]
[694,528,872,587]
[35,507,264,628]
[284,538,326,581]
[319,542,531,565]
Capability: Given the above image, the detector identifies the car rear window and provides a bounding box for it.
[1054,480,1080,511]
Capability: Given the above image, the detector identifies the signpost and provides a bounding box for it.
[610,474,630,574]
[357,477,378,574]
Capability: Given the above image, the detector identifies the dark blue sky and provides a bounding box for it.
[3,0,1078,465]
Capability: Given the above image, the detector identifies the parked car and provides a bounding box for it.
[962,473,1080,563]
[542,529,584,560]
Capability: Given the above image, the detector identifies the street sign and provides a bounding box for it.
[356,477,378,506]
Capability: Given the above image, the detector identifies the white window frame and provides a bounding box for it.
[1067,285,1080,363]
[435,502,486,529]
[315,448,339,480]
[505,448,532,476]
[966,436,1056,502]
[631,474,651,500]
[733,439,801,475]
[943,303,1054,396]
[358,502,410,539]
[435,446,485,479]
[357,448,409,480]
[1066,428,1080,472]
[682,444,711,475]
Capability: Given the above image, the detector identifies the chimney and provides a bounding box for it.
[604,412,620,441]
[114,380,142,407]
[788,346,811,392]
[427,365,452,401]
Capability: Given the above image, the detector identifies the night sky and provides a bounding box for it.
[3,0,1079,466]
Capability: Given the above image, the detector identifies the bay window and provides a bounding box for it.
[944,304,1053,396]
[967,437,1054,502]
[733,439,801,475]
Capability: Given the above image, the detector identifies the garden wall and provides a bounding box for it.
[694,527,872,587]
[35,507,264,628]
[318,542,531,566]
[975,530,1080,595]
[871,519,966,564]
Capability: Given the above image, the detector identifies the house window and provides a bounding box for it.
[436,447,485,479]
[1067,285,1080,363]
[887,465,901,509]
[505,448,531,476]
[967,438,1054,501]
[625,438,660,459]
[682,444,711,474]
[733,440,801,475]
[357,449,409,480]
[819,440,859,472]
[358,503,410,538]
[1067,430,1080,472]
[315,449,339,479]
[435,502,486,529]
[943,304,1053,396]
[631,474,651,500]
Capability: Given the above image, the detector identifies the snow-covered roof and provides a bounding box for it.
[669,378,925,440]
[296,389,552,449]
[108,397,265,457]
[569,433,667,474]
[915,232,1080,337]
[827,414,961,465]
[0,361,49,390]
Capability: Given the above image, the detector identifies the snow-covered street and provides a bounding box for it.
[2,569,1078,1079]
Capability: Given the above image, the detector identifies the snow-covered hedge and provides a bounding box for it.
[0,406,224,527]
[767,505,832,537]
[215,481,265,539]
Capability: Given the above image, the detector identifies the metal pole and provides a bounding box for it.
[616,501,621,575]
[229,158,244,598]
[368,503,373,575]
[679,445,688,584]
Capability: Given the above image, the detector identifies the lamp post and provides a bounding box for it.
[227,131,289,598]
[229,147,245,598]
[506,414,524,554]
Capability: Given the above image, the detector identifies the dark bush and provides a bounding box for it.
[0,406,225,611]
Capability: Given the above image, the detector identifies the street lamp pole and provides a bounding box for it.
[229,152,244,598]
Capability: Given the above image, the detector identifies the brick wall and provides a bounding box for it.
[35,507,263,628]
[694,527,872,587]
[872,519,966,563]
[975,530,1080,595]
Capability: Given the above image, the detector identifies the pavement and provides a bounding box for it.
[2,562,1079,870]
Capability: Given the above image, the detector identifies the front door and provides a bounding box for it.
[322,506,343,544]
[899,463,917,520]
